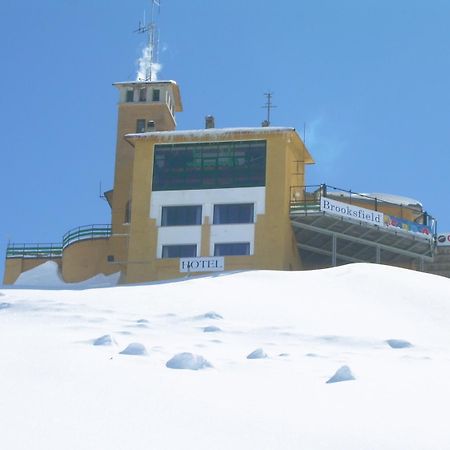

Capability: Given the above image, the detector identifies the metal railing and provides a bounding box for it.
[6,224,112,259]
[6,243,63,259]
[62,224,112,249]
[290,184,437,236]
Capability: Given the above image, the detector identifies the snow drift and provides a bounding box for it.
[1,263,450,450]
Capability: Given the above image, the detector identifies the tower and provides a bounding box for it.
[107,1,183,273]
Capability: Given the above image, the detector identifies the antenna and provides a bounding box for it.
[99,181,107,202]
[261,92,277,127]
[135,0,161,81]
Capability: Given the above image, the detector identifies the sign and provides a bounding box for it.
[180,256,225,273]
[384,214,432,237]
[437,233,450,246]
[320,197,384,227]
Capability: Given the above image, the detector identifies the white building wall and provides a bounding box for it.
[156,226,202,258]
[150,187,265,258]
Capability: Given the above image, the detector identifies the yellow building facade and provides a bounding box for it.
[3,79,316,284]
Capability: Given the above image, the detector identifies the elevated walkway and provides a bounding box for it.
[290,185,436,270]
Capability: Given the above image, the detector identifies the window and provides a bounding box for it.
[162,244,197,258]
[152,89,160,101]
[214,243,250,256]
[161,205,202,226]
[136,119,146,133]
[153,140,266,191]
[124,201,131,224]
[213,203,254,224]
[126,90,134,102]
[139,88,147,102]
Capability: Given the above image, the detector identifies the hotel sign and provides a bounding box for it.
[180,256,225,273]
[320,197,384,227]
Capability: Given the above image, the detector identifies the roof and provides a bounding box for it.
[125,127,314,163]
[126,126,295,140]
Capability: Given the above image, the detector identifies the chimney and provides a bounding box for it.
[205,115,215,129]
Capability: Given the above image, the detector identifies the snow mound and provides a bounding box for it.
[247,348,268,359]
[203,326,222,333]
[93,335,115,346]
[119,343,148,356]
[386,339,413,349]
[166,352,213,370]
[13,261,120,289]
[326,365,355,383]
[0,302,12,310]
[197,311,223,320]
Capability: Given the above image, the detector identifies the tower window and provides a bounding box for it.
[162,244,197,259]
[214,243,250,256]
[139,88,147,102]
[126,90,134,102]
[136,119,146,133]
[152,89,160,101]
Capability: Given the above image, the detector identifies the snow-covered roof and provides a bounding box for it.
[328,191,423,207]
[126,127,313,163]
[126,127,296,140]
[113,80,178,86]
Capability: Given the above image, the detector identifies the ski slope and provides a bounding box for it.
[1,263,450,450]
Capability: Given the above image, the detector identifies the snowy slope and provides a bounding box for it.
[1,264,450,450]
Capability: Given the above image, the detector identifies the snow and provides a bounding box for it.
[13,261,120,289]
[246,348,268,359]
[1,263,450,449]
[329,190,423,207]
[386,338,413,349]
[203,325,222,333]
[119,342,148,356]
[166,352,213,370]
[93,334,116,346]
[126,126,296,140]
[326,365,356,383]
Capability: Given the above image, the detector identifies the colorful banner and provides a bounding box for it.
[384,214,432,238]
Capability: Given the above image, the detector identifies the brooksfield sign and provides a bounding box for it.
[180,256,225,273]
[320,197,384,226]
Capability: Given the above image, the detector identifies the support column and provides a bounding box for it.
[331,234,337,267]
[376,246,381,264]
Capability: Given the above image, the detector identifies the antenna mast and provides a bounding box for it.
[135,0,161,81]
[261,92,277,127]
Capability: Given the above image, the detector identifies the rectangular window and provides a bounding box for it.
[136,119,146,133]
[139,88,147,102]
[213,203,254,224]
[161,205,202,226]
[126,90,134,102]
[162,244,197,258]
[214,243,250,256]
[153,140,266,191]
[152,89,160,101]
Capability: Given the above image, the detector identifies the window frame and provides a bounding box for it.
[136,119,146,133]
[161,205,202,227]
[213,203,254,225]
[214,242,251,256]
[161,244,197,259]
[152,89,161,101]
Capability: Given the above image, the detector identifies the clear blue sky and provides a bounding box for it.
[1,0,450,281]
